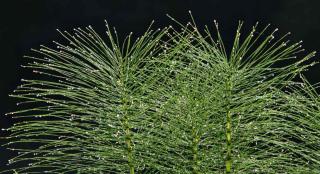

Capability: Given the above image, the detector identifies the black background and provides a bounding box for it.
[1,0,320,172]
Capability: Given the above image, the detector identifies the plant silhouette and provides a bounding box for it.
[2,15,320,173]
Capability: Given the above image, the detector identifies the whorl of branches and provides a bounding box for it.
[2,14,320,173]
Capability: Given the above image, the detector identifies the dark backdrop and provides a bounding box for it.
[1,0,320,171]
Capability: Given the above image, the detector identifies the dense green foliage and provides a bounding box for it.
[2,16,320,173]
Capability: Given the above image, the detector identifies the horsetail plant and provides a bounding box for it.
[1,15,320,173]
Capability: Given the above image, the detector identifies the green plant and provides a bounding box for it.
[2,15,320,173]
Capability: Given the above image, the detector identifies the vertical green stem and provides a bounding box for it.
[225,77,232,174]
[125,118,134,174]
[192,127,199,174]
[226,110,232,174]
[119,75,135,174]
